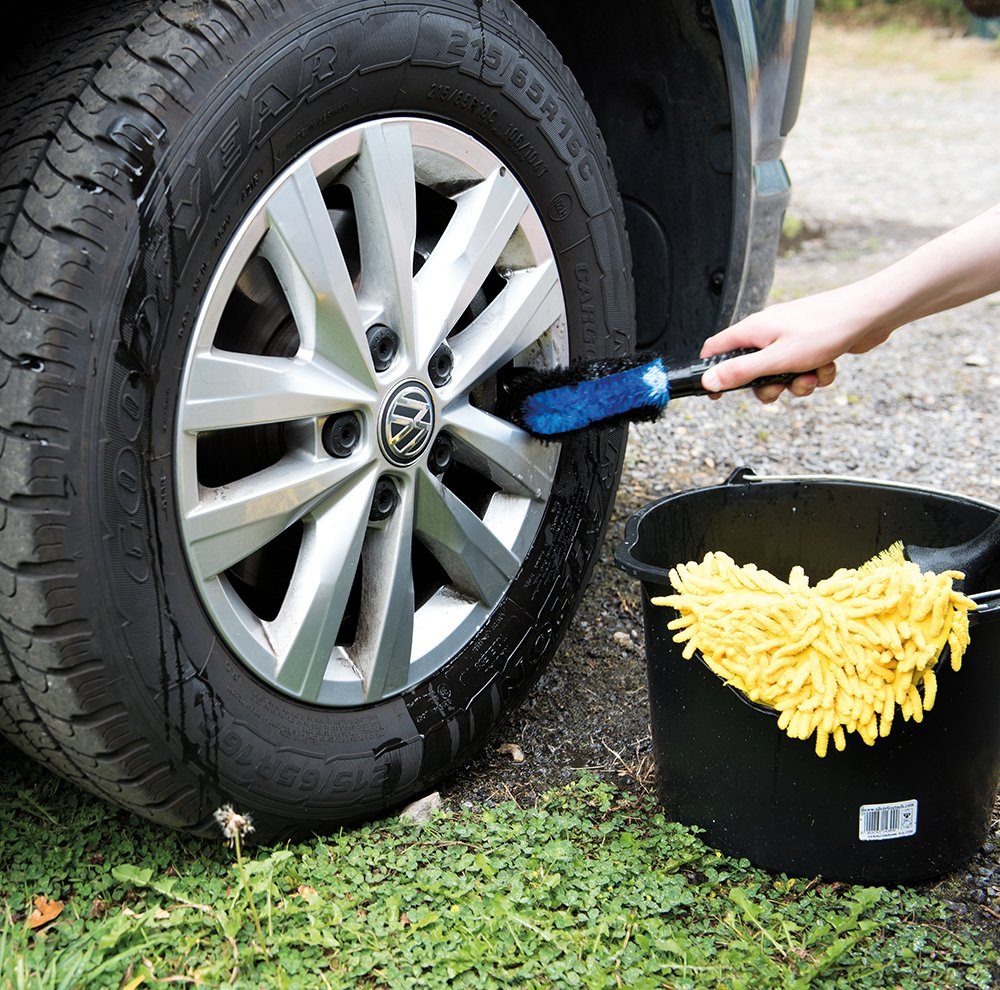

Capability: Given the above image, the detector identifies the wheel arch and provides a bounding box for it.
[524,0,809,358]
[521,1,733,356]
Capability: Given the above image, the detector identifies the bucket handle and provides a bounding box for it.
[970,589,1000,624]
[726,465,1000,516]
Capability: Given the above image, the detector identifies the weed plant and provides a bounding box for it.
[0,757,994,988]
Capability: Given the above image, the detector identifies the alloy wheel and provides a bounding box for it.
[176,118,567,707]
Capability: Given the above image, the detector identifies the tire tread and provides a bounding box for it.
[0,0,205,826]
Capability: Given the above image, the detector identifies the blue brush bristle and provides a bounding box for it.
[521,358,670,436]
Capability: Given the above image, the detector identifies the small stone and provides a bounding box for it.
[613,631,635,651]
[964,353,987,367]
[399,792,442,823]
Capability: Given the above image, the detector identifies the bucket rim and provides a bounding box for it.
[613,467,1000,607]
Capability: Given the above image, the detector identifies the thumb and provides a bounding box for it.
[701,343,791,392]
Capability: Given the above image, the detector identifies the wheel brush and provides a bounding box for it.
[508,348,813,440]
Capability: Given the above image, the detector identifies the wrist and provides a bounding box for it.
[844,272,909,340]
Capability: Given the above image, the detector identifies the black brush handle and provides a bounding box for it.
[668,348,811,398]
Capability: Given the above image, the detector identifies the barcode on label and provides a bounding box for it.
[859,799,918,841]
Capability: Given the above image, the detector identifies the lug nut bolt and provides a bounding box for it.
[428,432,453,475]
[369,477,399,521]
[428,344,453,387]
[322,413,361,458]
[367,324,399,372]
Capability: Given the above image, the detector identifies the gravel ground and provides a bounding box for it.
[443,21,1000,949]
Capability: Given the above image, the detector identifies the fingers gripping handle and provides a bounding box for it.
[668,348,811,398]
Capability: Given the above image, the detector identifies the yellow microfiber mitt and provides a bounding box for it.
[652,551,977,757]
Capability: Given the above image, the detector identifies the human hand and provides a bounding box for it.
[699,282,893,402]
[700,203,1000,402]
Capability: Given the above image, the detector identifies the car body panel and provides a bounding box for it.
[715,0,813,329]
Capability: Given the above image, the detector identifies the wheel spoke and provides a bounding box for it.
[352,482,415,702]
[181,349,373,434]
[260,159,376,388]
[414,467,521,605]
[413,167,529,365]
[441,261,562,401]
[442,399,552,499]
[344,120,417,356]
[265,468,378,701]
[176,117,569,709]
[185,452,370,581]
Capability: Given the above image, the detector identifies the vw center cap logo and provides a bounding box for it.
[379,381,435,466]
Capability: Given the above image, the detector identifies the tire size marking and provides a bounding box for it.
[441,28,586,173]
[220,731,321,792]
[447,30,503,70]
[426,84,498,125]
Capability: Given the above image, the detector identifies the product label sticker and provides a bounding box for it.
[858,799,918,841]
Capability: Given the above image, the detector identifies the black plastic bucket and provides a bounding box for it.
[615,468,1000,884]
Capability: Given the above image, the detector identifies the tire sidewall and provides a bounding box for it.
[96,0,632,831]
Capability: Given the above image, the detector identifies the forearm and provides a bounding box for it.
[858,202,1000,336]
[700,201,1000,400]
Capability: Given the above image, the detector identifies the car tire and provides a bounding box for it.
[0,0,633,838]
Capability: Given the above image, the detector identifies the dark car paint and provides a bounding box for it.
[714,0,813,337]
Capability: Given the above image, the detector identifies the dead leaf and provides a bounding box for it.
[153,908,170,921]
[295,884,318,900]
[26,895,63,930]
[400,912,411,927]
[497,742,525,763]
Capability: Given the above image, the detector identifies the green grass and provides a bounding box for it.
[0,760,993,989]
[815,0,972,28]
